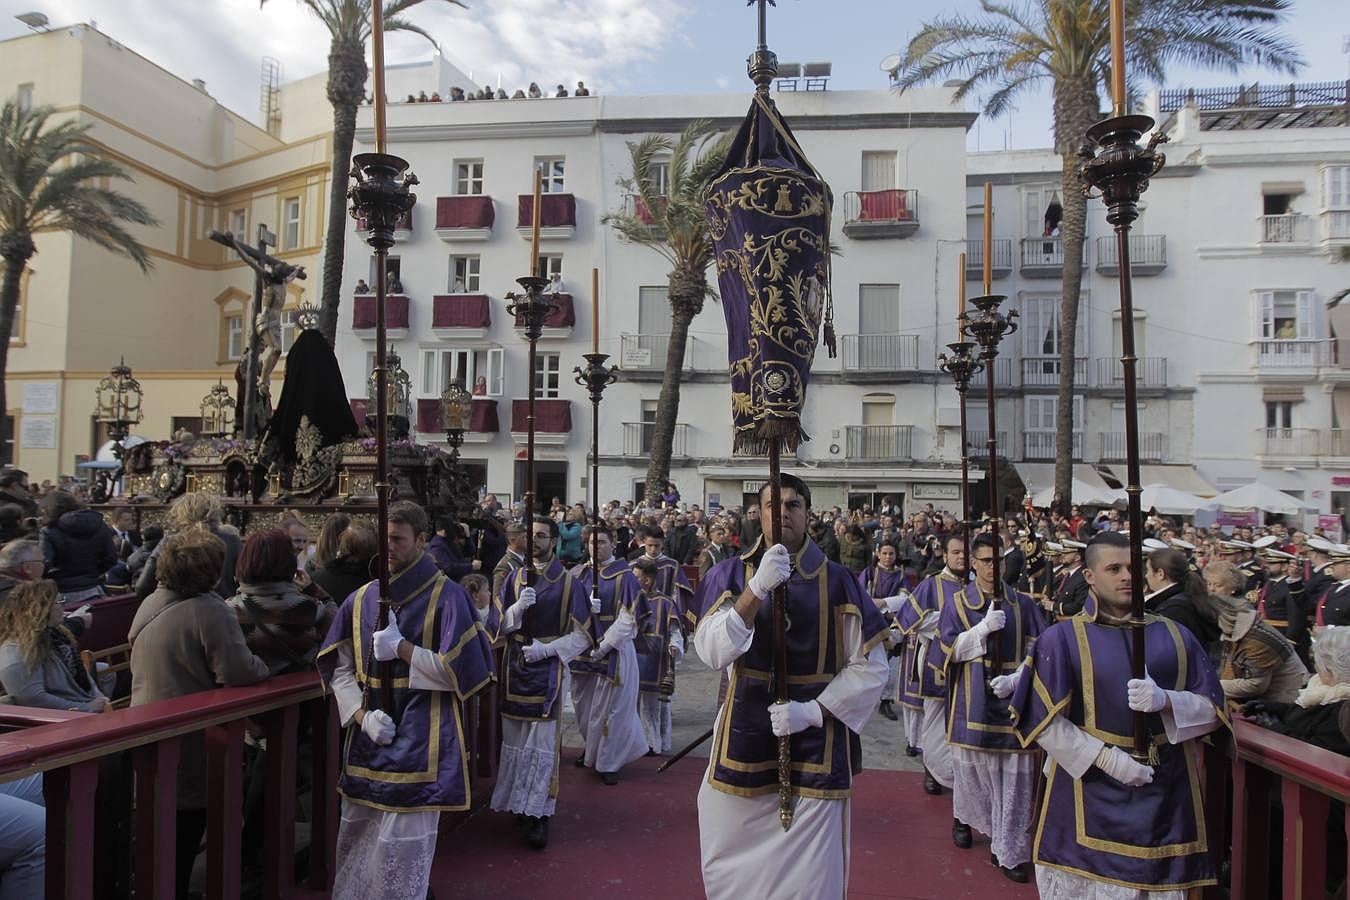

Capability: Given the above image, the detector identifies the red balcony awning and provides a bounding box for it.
[353,295,410,329]
[416,399,441,434]
[432,294,491,328]
[511,398,571,433]
[856,189,909,222]
[435,195,495,230]
[471,398,499,433]
[517,193,577,228]
[514,293,574,328]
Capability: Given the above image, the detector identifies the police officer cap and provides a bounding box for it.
[1251,535,1280,550]
[1142,538,1169,552]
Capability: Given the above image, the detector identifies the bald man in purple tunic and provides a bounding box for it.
[1011,531,1226,899]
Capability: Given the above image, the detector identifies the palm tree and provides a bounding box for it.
[0,100,155,453]
[260,0,463,345]
[604,120,733,504]
[895,0,1299,512]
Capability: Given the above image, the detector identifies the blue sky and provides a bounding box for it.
[2,0,1345,150]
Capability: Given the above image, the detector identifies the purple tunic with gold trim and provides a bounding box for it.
[499,558,592,720]
[898,570,966,702]
[1011,602,1227,892]
[568,558,640,683]
[939,583,1043,752]
[636,554,692,629]
[860,564,912,706]
[693,538,890,798]
[316,552,495,812]
[633,587,681,695]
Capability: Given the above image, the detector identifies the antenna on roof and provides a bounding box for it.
[260,56,282,137]
[880,53,901,85]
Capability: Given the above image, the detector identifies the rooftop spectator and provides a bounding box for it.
[555,84,568,97]
[528,81,542,98]
[38,490,116,604]
[575,81,590,96]
[495,87,508,100]
[511,89,526,99]
[449,86,465,101]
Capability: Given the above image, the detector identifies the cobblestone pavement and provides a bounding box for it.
[562,650,927,773]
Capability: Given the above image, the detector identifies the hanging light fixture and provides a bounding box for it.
[199,381,235,439]
[94,357,144,446]
[440,378,471,451]
[366,345,412,438]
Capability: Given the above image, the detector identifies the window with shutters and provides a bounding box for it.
[1323,166,1350,210]
[282,196,301,250]
[638,286,671,334]
[1020,294,1085,384]
[1266,401,1293,429]
[860,152,896,192]
[1023,184,1061,237]
[534,157,565,193]
[230,209,248,242]
[534,352,561,398]
[1252,290,1316,340]
[455,160,484,195]
[419,347,504,398]
[449,255,481,293]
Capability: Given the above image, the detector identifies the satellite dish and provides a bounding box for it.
[880,54,902,75]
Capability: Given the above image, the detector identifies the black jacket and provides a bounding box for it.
[1146,583,1220,665]
[1251,699,1350,757]
[1053,567,1091,618]
[40,509,117,592]
[310,556,373,606]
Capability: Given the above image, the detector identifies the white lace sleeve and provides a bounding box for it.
[694,605,754,671]
[329,643,364,727]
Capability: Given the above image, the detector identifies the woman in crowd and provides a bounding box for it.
[226,528,336,675]
[838,524,871,576]
[309,520,378,605]
[1145,548,1220,662]
[38,490,117,603]
[0,579,109,711]
[304,512,351,580]
[1204,561,1308,705]
[135,491,242,600]
[128,526,271,899]
[557,506,584,566]
[1245,625,1350,756]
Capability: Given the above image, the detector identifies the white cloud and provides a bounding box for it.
[4,0,685,121]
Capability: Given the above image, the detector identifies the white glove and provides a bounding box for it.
[360,709,395,746]
[372,618,404,662]
[974,607,1006,637]
[522,640,555,664]
[591,640,613,661]
[748,544,791,601]
[881,594,908,615]
[1095,745,1154,787]
[768,699,823,737]
[917,609,941,639]
[990,666,1023,699]
[1127,675,1167,713]
[516,586,537,610]
[589,594,602,616]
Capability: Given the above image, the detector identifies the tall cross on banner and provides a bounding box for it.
[746,0,779,93]
[749,0,776,47]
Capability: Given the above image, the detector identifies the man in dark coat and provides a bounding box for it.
[1051,540,1090,618]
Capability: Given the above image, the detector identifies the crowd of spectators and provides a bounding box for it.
[381,79,593,105]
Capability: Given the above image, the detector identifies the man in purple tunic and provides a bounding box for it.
[896,530,966,793]
[1011,531,1226,899]
[635,526,695,629]
[940,531,1044,882]
[490,515,593,849]
[317,501,496,900]
[858,541,910,723]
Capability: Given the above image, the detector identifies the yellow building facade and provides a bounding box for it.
[1,23,334,481]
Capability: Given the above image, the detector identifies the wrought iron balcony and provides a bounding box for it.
[964,430,1009,455]
[842,190,919,239]
[965,239,1013,280]
[622,422,689,457]
[1252,339,1334,370]
[1095,234,1167,276]
[1259,213,1310,244]
[840,333,920,374]
[1099,432,1167,463]
[845,424,913,461]
[1023,431,1083,461]
[1020,356,1087,388]
[1094,357,1168,390]
[1259,427,1320,458]
[1324,429,1350,458]
[1321,210,1350,246]
[1020,236,1066,278]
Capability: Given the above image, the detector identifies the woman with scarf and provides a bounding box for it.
[1204,561,1308,705]
[858,541,909,721]
[1244,625,1350,756]
[0,578,109,711]
[226,528,336,675]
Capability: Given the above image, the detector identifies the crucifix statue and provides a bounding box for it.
[209,225,306,440]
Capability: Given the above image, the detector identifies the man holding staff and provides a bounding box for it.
[692,475,889,898]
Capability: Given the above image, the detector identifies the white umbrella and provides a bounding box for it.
[1211,482,1308,516]
[1032,479,1124,508]
[1139,483,1216,516]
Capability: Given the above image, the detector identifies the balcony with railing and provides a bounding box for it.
[991,356,1015,388]
[516,193,577,239]
[1259,213,1310,244]
[1252,338,1334,370]
[845,424,913,461]
[1023,431,1083,461]
[416,397,500,442]
[1020,235,1066,278]
[510,399,572,444]
[431,294,491,339]
[964,239,1013,280]
[1020,356,1087,388]
[619,333,691,372]
[1321,209,1350,248]
[513,293,575,338]
[351,293,410,339]
[434,195,495,241]
[623,193,668,230]
[622,422,689,457]
[1323,429,1350,460]
[964,430,1009,456]
[1095,234,1167,275]
[1094,357,1168,392]
[842,190,919,239]
[1258,427,1320,459]
[840,333,921,378]
[1099,432,1168,463]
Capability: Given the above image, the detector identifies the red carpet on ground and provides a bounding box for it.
[430,750,1039,899]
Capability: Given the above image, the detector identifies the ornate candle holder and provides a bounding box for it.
[574,352,620,604]
[939,339,983,565]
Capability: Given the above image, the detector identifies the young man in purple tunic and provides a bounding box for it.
[690,475,890,899]
[491,515,593,849]
[896,530,966,793]
[939,531,1045,882]
[858,541,910,723]
[317,501,496,900]
[635,526,695,629]
[1011,531,1226,899]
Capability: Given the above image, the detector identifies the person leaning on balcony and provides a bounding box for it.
[0,579,109,711]
[1203,561,1309,706]
[128,526,271,900]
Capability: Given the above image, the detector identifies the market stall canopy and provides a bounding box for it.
[1019,463,1125,507]
[1103,464,1216,498]
[1140,483,1218,516]
[1212,482,1310,515]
